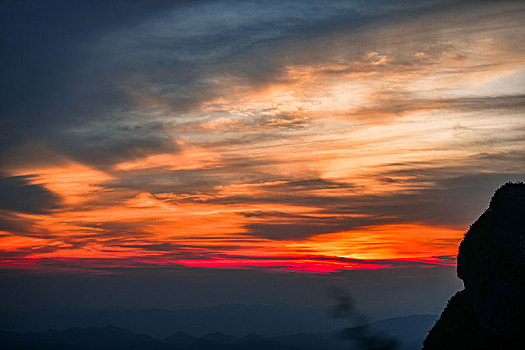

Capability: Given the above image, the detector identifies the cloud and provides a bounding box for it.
[0,0,180,169]
[1,0,524,273]
[0,212,46,236]
[2,0,491,169]
[0,175,61,214]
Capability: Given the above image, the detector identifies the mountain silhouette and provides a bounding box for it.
[0,327,295,350]
[0,304,347,338]
[0,326,169,350]
[0,314,436,350]
[423,182,525,349]
[163,331,196,348]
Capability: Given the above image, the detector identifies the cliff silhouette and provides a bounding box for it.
[423,182,525,349]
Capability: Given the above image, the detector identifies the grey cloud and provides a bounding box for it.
[105,169,222,195]
[58,120,178,168]
[244,219,386,240]
[0,211,47,236]
[334,172,525,228]
[370,94,525,114]
[2,0,513,172]
[226,173,523,240]
[0,175,61,214]
[272,179,355,191]
[0,1,183,169]
[447,94,525,112]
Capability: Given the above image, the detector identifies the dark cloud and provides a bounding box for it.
[246,223,346,240]
[0,211,45,236]
[356,172,525,227]
[273,179,355,191]
[243,215,389,240]
[227,172,523,239]
[344,94,525,123]
[0,175,61,214]
[447,94,525,112]
[323,172,524,226]
[0,0,476,169]
[105,168,221,195]
[57,121,178,168]
[0,0,181,168]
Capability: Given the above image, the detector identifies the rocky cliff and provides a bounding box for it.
[423,182,525,349]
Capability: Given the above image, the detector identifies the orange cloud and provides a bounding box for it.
[287,224,463,262]
[10,163,113,206]
[115,146,221,171]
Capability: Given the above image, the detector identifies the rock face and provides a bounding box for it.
[423,182,525,350]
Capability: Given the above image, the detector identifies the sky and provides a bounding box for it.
[0,0,524,315]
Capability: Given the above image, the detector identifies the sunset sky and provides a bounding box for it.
[1,0,524,314]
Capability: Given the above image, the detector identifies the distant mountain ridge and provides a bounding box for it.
[0,314,437,350]
[423,182,525,349]
[0,304,346,338]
